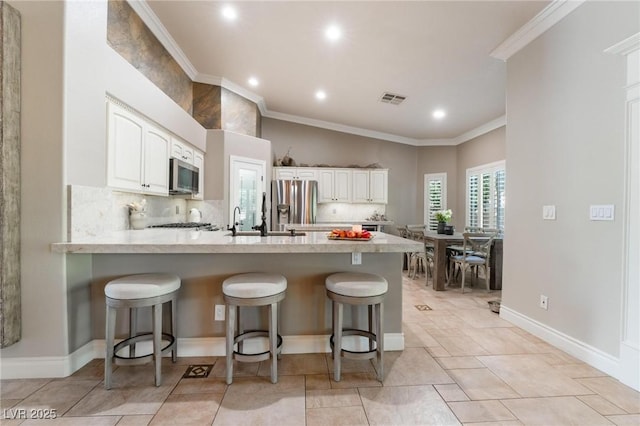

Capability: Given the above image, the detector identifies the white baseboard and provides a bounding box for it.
[500,305,623,381]
[0,340,97,380]
[0,333,404,379]
[619,341,640,391]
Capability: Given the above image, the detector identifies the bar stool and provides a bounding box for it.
[104,273,180,389]
[223,273,287,384]
[325,272,387,382]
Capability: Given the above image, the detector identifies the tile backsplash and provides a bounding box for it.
[68,185,223,240]
[316,203,386,222]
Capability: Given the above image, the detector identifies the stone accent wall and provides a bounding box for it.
[193,83,222,130]
[0,1,21,348]
[193,84,261,137]
[222,87,260,137]
[107,0,193,114]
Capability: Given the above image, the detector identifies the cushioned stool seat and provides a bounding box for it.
[326,272,387,382]
[104,273,180,389]
[223,273,287,384]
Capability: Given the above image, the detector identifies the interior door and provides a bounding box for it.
[230,156,266,231]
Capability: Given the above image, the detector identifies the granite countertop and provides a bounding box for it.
[51,229,421,254]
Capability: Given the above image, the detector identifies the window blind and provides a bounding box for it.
[424,173,447,230]
[466,161,505,231]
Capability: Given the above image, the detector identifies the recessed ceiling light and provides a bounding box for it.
[248,77,259,87]
[325,25,342,42]
[221,5,237,21]
[315,90,327,101]
[432,109,446,119]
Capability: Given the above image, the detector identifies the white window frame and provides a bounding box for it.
[466,160,506,231]
[424,173,447,231]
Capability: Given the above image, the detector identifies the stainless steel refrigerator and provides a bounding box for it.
[271,180,318,229]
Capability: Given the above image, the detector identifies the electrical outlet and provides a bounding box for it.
[539,295,549,310]
[351,252,362,265]
[176,205,180,214]
[214,304,225,321]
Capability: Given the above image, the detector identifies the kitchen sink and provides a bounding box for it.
[226,231,306,237]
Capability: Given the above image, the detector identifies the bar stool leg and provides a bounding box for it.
[269,302,278,384]
[153,303,162,387]
[171,298,178,362]
[237,306,243,354]
[368,305,374,352]
[129,307,137,358]
[226,304,236,385]
[376,302,384,381]
[333,300,343,381]
[105,304,116,390]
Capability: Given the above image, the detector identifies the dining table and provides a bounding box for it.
[422,231,503,291]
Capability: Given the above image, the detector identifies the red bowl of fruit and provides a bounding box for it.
[327,229,374,241]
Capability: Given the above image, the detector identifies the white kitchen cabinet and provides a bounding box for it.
[192,150,204,200]
[107,100,169,196]
[274,167,318,181]
[318,168,351,203]
[171,137,194,164]
[171,136,205,199]
[352,169,388,203]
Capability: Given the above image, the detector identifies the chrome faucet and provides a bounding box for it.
[228,206,242,236]
[252,192,268,237]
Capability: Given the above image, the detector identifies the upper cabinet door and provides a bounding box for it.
[192,151,204,200]
[369,169,388,203]
[296,168,318,180]
[352,169,388,203]
[143,124,170,196]
[317,169,335,202]
[273,167,317,180]
[333,169,351,202]
[318,169,351,203]
[274,167,297,180]
[351,170,370,203]
[107,102,144,192]
[107,99,170,196]
[171,137,194,164]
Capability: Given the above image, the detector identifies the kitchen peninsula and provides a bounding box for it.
[52,230,422,356]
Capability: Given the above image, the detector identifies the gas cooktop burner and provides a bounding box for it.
[150,222,212,228]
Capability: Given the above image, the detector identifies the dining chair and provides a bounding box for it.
[397,225,414,272]
[447,232,495,293]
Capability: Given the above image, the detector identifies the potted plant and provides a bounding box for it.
[433,209,452,234]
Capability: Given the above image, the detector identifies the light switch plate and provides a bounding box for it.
[542,205,556,220]
[590,204,615,221]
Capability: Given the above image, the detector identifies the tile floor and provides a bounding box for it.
[1,274,639,425]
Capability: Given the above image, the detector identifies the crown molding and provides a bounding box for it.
[262,110,425,146]
[450,115,506,145]
[490,0,585,61]
[126,0,198,79]
[605,32,640,56]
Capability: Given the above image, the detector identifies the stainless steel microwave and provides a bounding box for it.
[169,158,199,195]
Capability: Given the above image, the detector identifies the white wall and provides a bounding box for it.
[502,0,639,380]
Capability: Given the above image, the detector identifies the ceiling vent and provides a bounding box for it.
[380,92,406,105]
